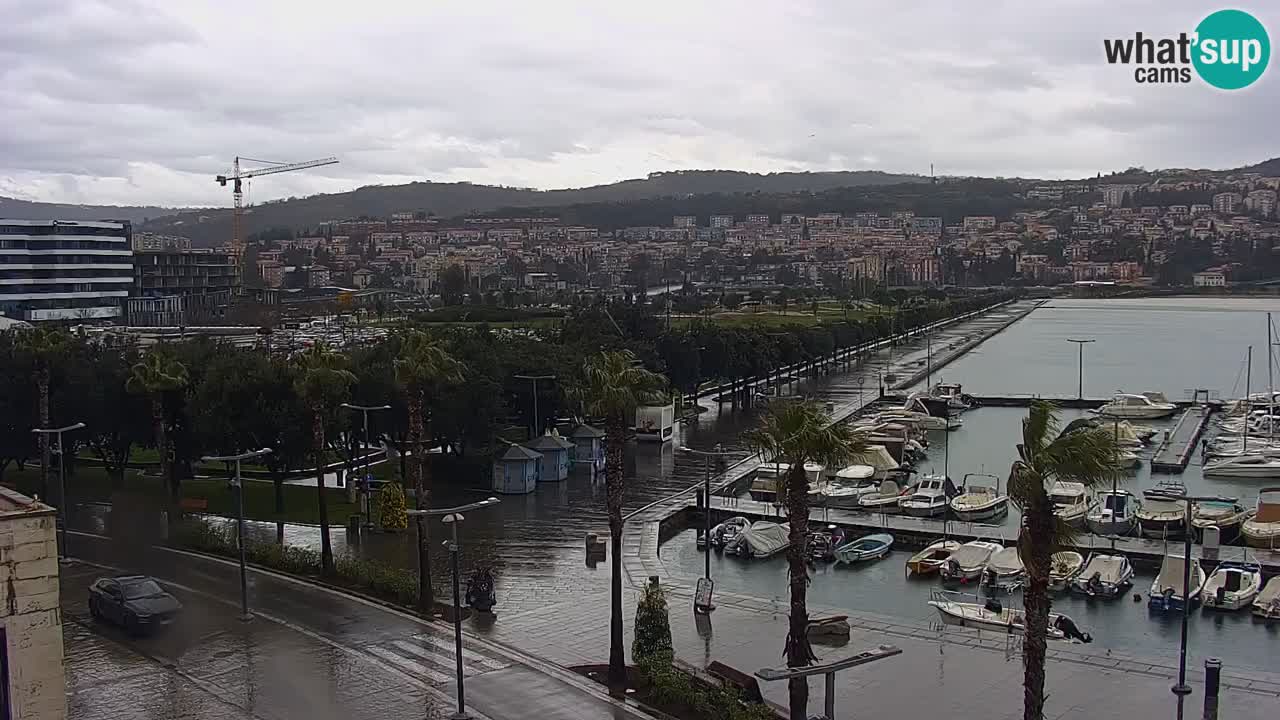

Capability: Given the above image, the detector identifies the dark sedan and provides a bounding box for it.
[88,576,183,634]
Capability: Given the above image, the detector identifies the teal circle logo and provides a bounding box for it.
[1192,9,1270,89]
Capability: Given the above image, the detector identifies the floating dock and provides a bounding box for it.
[690,495,1280,573]
[1150,406,1216,473]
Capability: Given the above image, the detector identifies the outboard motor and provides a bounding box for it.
[945,558,961,579]
[1054,615,1092,643]
[984,598,1003,614]
[1086,572,1104,596]
[1215,586,1227,607]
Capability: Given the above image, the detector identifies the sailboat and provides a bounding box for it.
[1206,338,1280,479]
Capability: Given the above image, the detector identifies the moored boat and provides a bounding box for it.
[699,516,749,550]
[1191,500,1254,544]
[949,472,1009,522]
[1049,551,1085,592]
[858,480,907,513]
[1097,392,1177,419]
[728,521,789,558]
[940,540,1002,583]
[1204,454,1280,478]
[749,462,790,502]
[1253,576,1280,620]
[1201,562,1263,611]
[1070,553,1134,599]
[834,533,894,564]
[1087,490,1139,537]
[927,593,1092,643]
[1148,554,1206,612]
[1137,491,1187,539]
[900,474,957,518]
[1241,488,1280,549]
[982,546,1025,593]
[906,539,961,576]
[1051,482,1094,528]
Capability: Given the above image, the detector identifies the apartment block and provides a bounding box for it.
[0,219,134,322]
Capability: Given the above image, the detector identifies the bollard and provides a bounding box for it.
[1203,658,1221,720]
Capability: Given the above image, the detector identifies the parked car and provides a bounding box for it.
[88,576,182,634]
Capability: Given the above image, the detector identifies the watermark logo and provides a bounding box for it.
[1104,9,1270,89]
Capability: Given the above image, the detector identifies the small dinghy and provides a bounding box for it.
[982,546,1025,594]
[906,539,961,576]
[1070,553,1134,599]
[928,594,1092,643]
[1202,562,1262,611]
[699,516,749,550]
[1148,554,1207,612]
[834,533,894,564]
[1049,551,1085,593]
[1253,576,1280,620]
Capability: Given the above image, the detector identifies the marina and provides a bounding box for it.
[1150,406,1218,473]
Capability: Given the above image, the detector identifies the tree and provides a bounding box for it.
[378,481,408,531]
[1007,402,1119,720]
[126,348,190,505]
[394,330,465,609]
[743,400,868,720]
[294,343,356,575]
[79,341,149,488]
[15,327,74,497]
[439,264,467,305]
[632,578,673,666]
[576,351,667,685]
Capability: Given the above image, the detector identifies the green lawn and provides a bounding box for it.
[76,448,349,474]
[2,466,368,526]
[672,304,869,329]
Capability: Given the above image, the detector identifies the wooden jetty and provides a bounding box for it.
[1150,406,1217,473]
[689,495,1280,573]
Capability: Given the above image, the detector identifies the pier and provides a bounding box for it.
[1150,406,1217,473]
[688,495,1280,573]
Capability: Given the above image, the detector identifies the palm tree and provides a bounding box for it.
[15,327,73,497]
[294,342,356,576]
[743,400,867,720]
[393,330,464,610]
[1007,401,1119,720]
[126,348,190,505]
[577,350,667,685]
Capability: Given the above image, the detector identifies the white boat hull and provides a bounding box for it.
[1241,520,1280,548]
[951,499,1009,523]
[1086,515,1136,537]
[901,500,948,518]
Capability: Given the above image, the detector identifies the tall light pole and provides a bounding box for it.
[32,422,85,562]
[679,444,737,584]
[1146,486,1235,720]
[340,402,392,527]
[408,497,501,720]
[513,374,555,438]
[1066,338,1096,400]
[202,448,273,621]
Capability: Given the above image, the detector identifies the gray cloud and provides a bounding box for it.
[1,0,1277,207]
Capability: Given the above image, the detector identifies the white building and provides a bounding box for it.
[0,487,66,719]
[1212,192,1242,214]
[0,219,134,321]
[1193,271,1226,287]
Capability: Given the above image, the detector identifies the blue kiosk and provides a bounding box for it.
[525,431,573,482]
[493,444,541,495]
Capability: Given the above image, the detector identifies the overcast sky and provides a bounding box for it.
[1,0,1276,207]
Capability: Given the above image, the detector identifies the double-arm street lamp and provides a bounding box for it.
[1145,486,1236,719]
[32,422,85,562]
[513,374,555,439]
[1066,338,1096,400]
[201,448,273,621]
[407,497,501,720]
[339,402,392,527]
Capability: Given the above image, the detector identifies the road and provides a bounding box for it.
[63,531,651,720]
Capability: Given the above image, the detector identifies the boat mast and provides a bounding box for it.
[1112,417,1119,551]
[1245,345,1252,455]
[1269,313,1275,442]
[926,331,933,389]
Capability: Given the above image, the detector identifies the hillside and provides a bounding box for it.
[0,196,187,224]
[136,169,924,245]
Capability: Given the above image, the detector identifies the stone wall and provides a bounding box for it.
[0,489,65,720]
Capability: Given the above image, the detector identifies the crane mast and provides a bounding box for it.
[216,155,339,253]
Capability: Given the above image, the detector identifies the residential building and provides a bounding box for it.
[0,219,134,322]
[0,486,66,720]
[1245,189,1277,216]
[962,216,996,231]
[1213,192,1242,214]
[128,248,238,325]
[1101,184,1136,208]
[709,215,734,229]
[131,233,191,251]
[672,215,697,228]
[259,260,285,288]
[743,214,770,226]
[308,265,332,287]
[352,268,374,289]
[1193,270,1226,287]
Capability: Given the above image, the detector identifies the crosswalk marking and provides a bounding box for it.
[404,634,509,671]
[364,645,454,684]
[391,641,483,677]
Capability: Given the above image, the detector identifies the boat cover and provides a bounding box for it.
[1155,555,1199,594]
[987,546,1023,575]
[1081,555,1128,584]
[742,522,789,557]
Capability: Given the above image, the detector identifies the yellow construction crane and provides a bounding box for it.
[216,156,339,250]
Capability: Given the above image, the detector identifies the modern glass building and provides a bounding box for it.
[0,219,134,322]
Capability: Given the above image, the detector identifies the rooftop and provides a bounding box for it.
[0,486,56,518]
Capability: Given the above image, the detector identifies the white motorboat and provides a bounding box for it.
[1050,482,1094,528]
[858,480,907,513]
[1241,487,1280,549]
[982,546,1025,593]
[1070,553,1134,599]
[699,516,750,550]
[1254,577,1280,620]
[749,462,790,501]
[939,540,1003,582]
[846,445,901,480]
[928,594,1092,643]
[1136,492,1187,539]
[1148,554,1207,612]
[1203,454,1280,479]
[1097,392,1177,419]
[729,522,789,558]
[1114,421,1151,446]
[906,539,961,576]
[950,473,1009,522]
[1049,551,1085,592]
[929,382,975,412]
[822,468,879,509]
[1116,449,1141,469]
[1191,500,1254,543]
[1087,490,1139,537]
[1202,562,1263,611]
[899,474,956,518]
[802,462,824,484]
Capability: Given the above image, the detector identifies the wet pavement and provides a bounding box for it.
[62,531,656,720]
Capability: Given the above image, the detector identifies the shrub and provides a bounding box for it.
[378,482,408,531]
[638,658,775,720]
[632,578,673,666]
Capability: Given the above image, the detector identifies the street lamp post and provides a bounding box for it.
[407,497,501,720]
[202,448,273,621]
[513,374,556,439]
[340,403,392,528]
[679,444,737,583]
[1146,487,1235,719]
[1066,338,1096,400]
[31,422,85,562]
